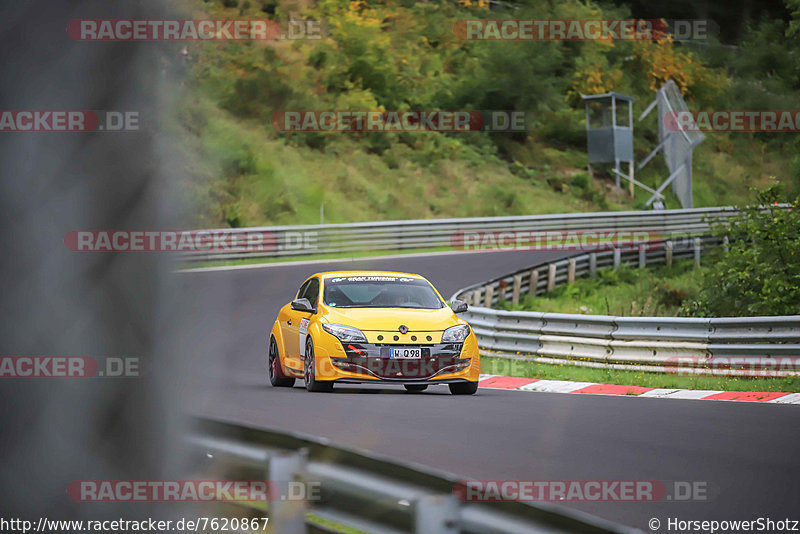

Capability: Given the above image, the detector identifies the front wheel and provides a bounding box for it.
[304,338,333,393]
[449,382,478,395]
[269,337,295,387]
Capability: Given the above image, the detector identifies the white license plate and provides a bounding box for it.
[390,347,422,359]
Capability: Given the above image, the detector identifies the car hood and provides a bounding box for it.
[321,306,461,331]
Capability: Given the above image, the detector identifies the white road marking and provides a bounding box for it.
[518,380,596,393]
[639,388,681,397]
[481,375,797,405]
[658,389,724,400]
[767,392,800,404]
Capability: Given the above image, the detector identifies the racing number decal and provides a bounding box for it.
[299,318,310,357]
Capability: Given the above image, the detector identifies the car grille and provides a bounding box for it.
[332,343,468,380]
[342,343,462,359]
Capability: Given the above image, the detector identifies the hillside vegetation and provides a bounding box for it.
[173,0,800,227]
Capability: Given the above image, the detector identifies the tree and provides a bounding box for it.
[683,184,800,317]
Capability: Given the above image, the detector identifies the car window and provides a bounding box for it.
[301,278,320,308]
[323,276,444,309]
[295,279,311,300]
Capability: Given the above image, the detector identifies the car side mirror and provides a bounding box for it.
[291,298,315,313]
[451,299,468,314]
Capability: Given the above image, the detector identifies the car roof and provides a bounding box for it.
[313,270,426,280]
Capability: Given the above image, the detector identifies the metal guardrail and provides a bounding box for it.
[454,237,714,308]
[187,419,634,534]
[182,206,738,261]
[450,237,800,377]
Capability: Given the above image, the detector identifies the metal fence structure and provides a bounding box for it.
[638,80,705,209]
[451,238,800,377]
[182,206,738,262]
[188,419,632,534]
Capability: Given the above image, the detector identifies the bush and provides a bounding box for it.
[682,184,800,316]
[261,0,278,15]
[545,173,568,193]
[571,172,590,189]
[656,284,688,308]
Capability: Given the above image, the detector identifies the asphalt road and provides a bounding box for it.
[178,250,800,531]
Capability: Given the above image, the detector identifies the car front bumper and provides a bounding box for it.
[313,336,480,384]
[328,356,473,381]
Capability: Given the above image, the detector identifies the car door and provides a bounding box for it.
[280,279,309,370]
[299,277,320,356]
[283,277,320,371]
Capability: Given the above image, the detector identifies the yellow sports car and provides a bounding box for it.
[268,271,479,394]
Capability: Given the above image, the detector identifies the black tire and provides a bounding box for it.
[404,384,428,392]
[449,382,478,395]
[269,337,295,387]
[304,337,333,392]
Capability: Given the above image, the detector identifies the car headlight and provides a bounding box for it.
[441,324,470,343]
[322,323,368,343]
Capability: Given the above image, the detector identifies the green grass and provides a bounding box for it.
[176,97,615,228]
[481,356,800,393]
[216,499,369,534]
[306,515,369,534]
[178,94,793,229]
[496,260,703,316]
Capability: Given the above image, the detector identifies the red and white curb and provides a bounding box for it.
[478,374,800,404]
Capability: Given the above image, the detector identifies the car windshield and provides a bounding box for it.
[323,276,444,309]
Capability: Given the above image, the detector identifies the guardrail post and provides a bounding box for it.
[613,249,621,270]
[547,264,556,292]
[666,240,673,267]
[414,495,459,534]
[568,258,576,283]
[694,237,702,266]
[723,235,729,252]
[589,253,597,278]
[512,275,522,305]
[528,269,539,296]
[483,285,494,307]
[638,244,646,268]
[498,280,507,302]
[266,448,309,534]
[472,289,481,306]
